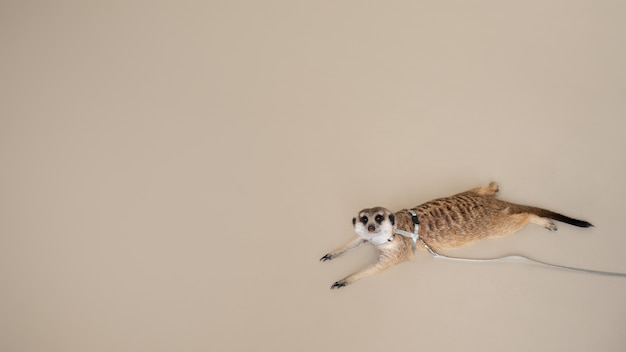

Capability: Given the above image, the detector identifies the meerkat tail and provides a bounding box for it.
[513,205,593,228]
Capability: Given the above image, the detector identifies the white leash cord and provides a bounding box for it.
[419,238,626,278]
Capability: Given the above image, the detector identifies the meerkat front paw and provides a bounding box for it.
[330,280,347,289]
[320,253,334,261]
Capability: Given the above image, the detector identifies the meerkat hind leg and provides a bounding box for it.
[528,214,558,231]
[501,213,557,238]
[469,181,500,197]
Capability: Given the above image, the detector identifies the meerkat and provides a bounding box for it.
[320,182,593,289]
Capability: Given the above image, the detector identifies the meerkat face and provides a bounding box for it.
[353,207,395,245]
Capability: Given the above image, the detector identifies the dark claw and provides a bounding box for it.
[320,254,333,262]
[546,221,558,231]
[331,281,346,289]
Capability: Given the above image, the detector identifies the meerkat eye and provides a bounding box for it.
[375,214,384,224]
[360,216,368,224]
[352,217,356,226]
[389,214,395,225]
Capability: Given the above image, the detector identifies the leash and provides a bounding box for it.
[393,210,626,278]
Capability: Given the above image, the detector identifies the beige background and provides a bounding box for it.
[2,1,625,351]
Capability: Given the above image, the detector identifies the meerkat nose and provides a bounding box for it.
[368,225,376,232]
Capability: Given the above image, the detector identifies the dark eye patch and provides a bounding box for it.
[375,214,384,224]
[360,216,368,224]
[352,217,356,226]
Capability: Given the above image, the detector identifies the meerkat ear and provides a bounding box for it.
[389,213,395,225]
[352,217,356,226]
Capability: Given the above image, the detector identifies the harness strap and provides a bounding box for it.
[393,210,420,252]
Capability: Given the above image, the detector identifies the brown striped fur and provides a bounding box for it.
[321,182,593,289]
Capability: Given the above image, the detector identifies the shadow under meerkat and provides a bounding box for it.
[320,182,593,289]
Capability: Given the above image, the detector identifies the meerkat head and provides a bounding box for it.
[352,207,396,245]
